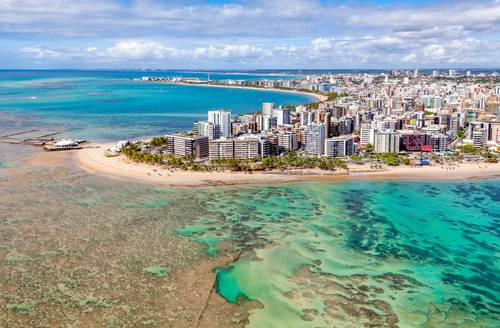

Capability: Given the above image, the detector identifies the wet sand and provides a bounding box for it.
[165,82,328,102]
[71,143,500,187]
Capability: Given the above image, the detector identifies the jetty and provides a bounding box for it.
[0,129,63,145]
[0,129,87,151]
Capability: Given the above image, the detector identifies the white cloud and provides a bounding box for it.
[4,0,500,68]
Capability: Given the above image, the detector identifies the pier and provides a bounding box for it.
[0,129,63,146]
[43,144,83,151]
[0,129,87,152]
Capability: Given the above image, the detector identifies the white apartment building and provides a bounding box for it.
[306,123,326,156]
[277,132,298,151]
[374,130,400,153]
[325,136,353,157]
[208,110,232,138]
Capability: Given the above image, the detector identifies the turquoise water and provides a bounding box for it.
[0,70,313,141]
[2,70,499,327]
[179,180,500,327]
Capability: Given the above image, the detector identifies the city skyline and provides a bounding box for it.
[1,0,499,69]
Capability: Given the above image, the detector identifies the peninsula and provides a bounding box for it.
[76,71,500,186]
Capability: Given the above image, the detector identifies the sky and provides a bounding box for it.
[1,0,499,69]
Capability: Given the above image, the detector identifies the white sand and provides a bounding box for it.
[168,82,328,102]
[73,144,500,187]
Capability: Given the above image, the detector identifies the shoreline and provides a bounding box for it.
[156,81,328,102]
[71,143,500,187]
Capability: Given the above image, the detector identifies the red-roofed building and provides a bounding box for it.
[421,145,433,152]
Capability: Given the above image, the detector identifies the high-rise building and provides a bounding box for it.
[275,109,290,126]
[426,133,448,152]
[324,136,353,157]
[165,134,209,158]
[209,139,234,160]
[360,123,375,145]
[262,103,275,116]
[472,128,487,148]
[208,110,232,138]
[195,121,219,140]
[306,123,326,156]
[234,138,259,159]
[277,132,298,152]
[374,130,400,153]
[300,111,314,126]
[449,115,460,136]
[400,131,425,151]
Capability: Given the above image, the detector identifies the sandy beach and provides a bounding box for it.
[72,144,500,187]
[163,81,328,102]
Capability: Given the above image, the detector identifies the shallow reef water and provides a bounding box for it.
[178,180,500,328]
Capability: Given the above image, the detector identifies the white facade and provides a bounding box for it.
[325,136,353,157]
[300,111,314,127]
[374,131,400,153]
[306,123,326,156]
[208,110,232,138]
[360,125,375,145]
[262,103,275,116]
[196,121,219,140]
[275,109,290,126]
[277,132,298,151]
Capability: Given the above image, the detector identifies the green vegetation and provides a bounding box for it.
[325,92,338,101]
[122,144,210,171]
[5,216,30,224]
[212,151,347,171]
[454,145,498,163]
[4,253,31,265]
[6,301,38,313]
[456,129,465,139]
[122,142,348,172]
[305,101,320,109]
[350,154,364,164]
[143,266,170,278]
[150,136,166,147]
[365,152,410,166]
[78,295,117,308]
[455,144,480,154]
[364,144,374,153]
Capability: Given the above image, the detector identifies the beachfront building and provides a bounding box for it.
[195,121,220,140]
[360,122,376,145]
[165,134,209,159]
[306,123,326,156]
[234,138,260,159]
[472,128,487,148]
[324,136,353,157]
[374,130,400,153]
[209,139,234,160]
[208,137,261,160]
[208,110,232,138]
[277,132,298,152]
[426,133,448,152]
[400,131,426,151]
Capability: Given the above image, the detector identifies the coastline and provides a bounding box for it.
[160,81,328,102]
[70,143,500,187]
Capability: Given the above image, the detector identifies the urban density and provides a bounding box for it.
[131,70,500,168]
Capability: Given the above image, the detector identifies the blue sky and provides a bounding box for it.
[1,0,499,69]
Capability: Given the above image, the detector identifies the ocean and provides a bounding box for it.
[179,181,500,327]
[0,70,498,327]
[0,70,313,141]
